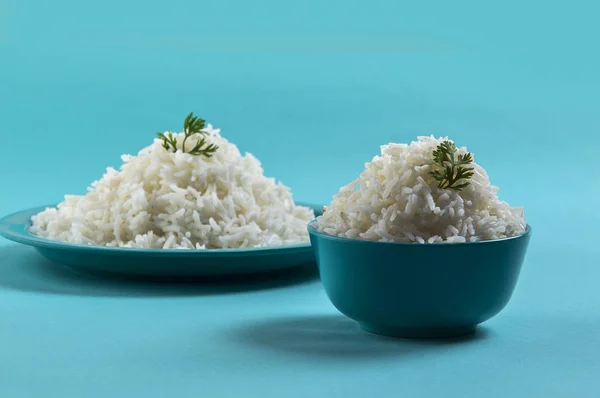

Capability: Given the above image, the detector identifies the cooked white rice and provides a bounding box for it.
[30,124,315,249]
[315,136,526,243]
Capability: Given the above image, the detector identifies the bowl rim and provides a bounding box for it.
[307,221,531,247]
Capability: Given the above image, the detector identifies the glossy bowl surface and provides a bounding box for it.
[308,223,532,338]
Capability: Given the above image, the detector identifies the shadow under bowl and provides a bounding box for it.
[308,223,532,339]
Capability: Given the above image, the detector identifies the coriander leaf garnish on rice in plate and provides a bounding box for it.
[30,113,315,249]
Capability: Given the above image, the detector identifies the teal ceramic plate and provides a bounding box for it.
[0,203,322,278]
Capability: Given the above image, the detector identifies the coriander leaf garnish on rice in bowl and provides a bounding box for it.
[315,136,526,243]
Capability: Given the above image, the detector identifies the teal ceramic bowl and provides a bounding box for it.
[308,223,532,339]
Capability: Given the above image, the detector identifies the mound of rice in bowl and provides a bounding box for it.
[315,136,526,243]
[31,122,314,249]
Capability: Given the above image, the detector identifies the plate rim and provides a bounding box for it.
[0,202,322,257]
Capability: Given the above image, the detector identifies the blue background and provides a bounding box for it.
[1,0,599,396]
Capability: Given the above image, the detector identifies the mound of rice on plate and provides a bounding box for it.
[315,136,526,243]
[31,123,315,249]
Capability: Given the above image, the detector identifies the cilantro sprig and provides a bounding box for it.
[428,140,474,191]
[157,112,219,157]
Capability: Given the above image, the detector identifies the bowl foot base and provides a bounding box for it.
[359,323,477,339]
